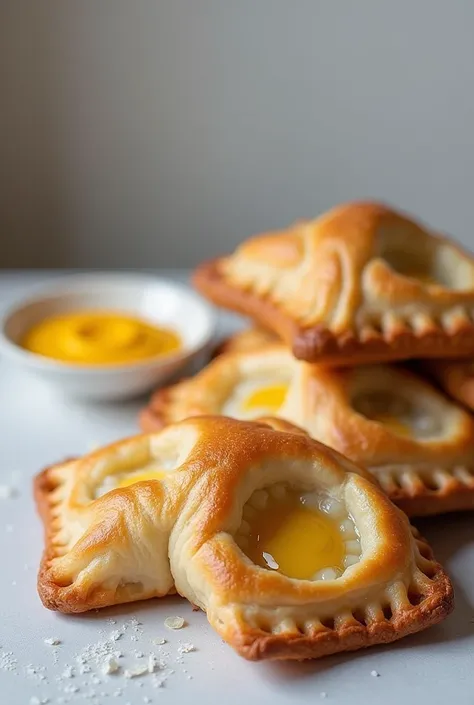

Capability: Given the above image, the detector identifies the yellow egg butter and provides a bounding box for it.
[22,311,181,365]
[243,492,346,580]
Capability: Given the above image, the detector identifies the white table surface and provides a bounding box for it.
[0,271,473,705]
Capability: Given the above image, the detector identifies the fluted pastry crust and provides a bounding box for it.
[34,416,452,660]
[141,349,474,516]
[194,202,474,364]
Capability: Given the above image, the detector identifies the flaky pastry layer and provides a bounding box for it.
[140,349,474,516]
[194,201,474,364]
[35,417,452,660]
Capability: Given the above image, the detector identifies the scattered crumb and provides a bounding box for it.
[124,664,149,678]
[177,643,195,654]
[0,651,18,671]
[147,655,157,673]
[143,698,152,704]
[152,638,167,645]
[370,670,380,677]
[109,629,124,642]
[320,693,327,699]
[102,655,120,675]
[135,650,144,658]
[61,665,74,678]
[164,616,185,630]
[43,638,61,646]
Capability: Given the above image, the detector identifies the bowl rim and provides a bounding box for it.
[0,272,216,374]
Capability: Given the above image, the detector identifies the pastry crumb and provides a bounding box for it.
[124,664,149,678]
[152,638,167,645]
[370,670,380,677]
[320,693,327,699]
[102,656,120,675]
[177,643,196,654]
[164,616,185,630]
[43,638,61,646]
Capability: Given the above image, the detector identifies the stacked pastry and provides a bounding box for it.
[37,201,474,662]
[143,201,474,518]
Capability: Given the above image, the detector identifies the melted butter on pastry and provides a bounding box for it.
[236,486,360,580]
[241,384,288,413]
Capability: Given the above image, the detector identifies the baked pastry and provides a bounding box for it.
[35,416,452,661]
[194,201,474,365]
[140,349,474,516]
[426,358,474,411]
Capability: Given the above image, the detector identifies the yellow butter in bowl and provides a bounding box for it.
[21,311,181,365]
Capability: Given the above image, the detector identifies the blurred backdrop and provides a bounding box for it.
[2,1,474,268]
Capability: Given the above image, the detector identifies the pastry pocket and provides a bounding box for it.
[166,417,452,660]
[194,201,474,365]
[35,417,452,661]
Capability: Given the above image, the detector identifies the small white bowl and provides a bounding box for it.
[0,273,215,401]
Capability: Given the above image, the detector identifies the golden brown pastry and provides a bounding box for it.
[141,348,474,516]
[194,202,474,365]
[35,416,452,661]
[426,358,474,411]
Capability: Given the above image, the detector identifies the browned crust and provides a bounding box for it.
[233,534,453,660]
[34,462,73,611]
[193,259,474,365]
[388,481,474,517]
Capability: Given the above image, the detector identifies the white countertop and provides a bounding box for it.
[0,272,473,705]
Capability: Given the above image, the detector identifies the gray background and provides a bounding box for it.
[2,1,474,268]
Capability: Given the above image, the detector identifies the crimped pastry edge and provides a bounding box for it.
[193,259,474,365]
[229,531,453,660]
